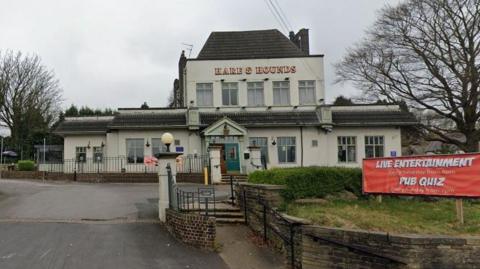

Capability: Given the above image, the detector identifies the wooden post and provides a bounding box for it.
[376,195,383,203]
[456,199,464,224]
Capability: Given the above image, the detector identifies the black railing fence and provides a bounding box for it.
[239,190,300,269]
[176,154,209,174]
[38,157,160,173]
[38,154,211,174]
[174,186,216,216]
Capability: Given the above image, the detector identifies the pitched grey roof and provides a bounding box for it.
[55,108,418,135]
[108,113,186,129]
[200,111,321,126]
[55,118,112,134]
[332,111,417,126]
[196,29,308,60]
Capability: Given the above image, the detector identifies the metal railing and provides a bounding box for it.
[175,186,216,216]
[240,190,300,268]
[176,154,209,174]
[38,157,160,174]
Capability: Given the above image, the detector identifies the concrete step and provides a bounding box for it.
[200,211,243,218]
[215,218,246,224]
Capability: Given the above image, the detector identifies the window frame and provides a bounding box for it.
[298,80,316,105]
[247,82,265,106]
[337,136,357,163]
[75,147,87,163]
[365,136,385,158]
[196,83,213,107]
[222,82,239,106]
[273,81,291,106]
[277,136,296,163]
[151,138,166,157]
[249,137,269,163]
[93,147,103,163]
[126,138,145,164]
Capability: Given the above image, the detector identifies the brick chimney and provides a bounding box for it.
[289,29,309,55]
[176,50,187,107]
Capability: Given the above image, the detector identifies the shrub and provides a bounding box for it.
[248,166,363,200]
[17,160,35,171]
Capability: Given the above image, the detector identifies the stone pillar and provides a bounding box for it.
[157,152,182,222]
[247,146,263,173]
[209,145,222,184]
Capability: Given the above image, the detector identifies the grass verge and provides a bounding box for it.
[286,197,480,235]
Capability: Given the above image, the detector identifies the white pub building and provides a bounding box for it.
[54,29,416,182]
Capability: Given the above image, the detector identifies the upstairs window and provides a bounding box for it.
[299,80,316,105]
[247,82,264,106]
[126,138,144,164]
[273,81,290,105]
[338,136,356,163]
[222,82,238,106]
[196,83,213,107]
[365,136,384,158]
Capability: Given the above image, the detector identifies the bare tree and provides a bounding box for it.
[336,0,480,152]
[0,50,62,156]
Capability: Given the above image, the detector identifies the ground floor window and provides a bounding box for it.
[76,147,87,162]
[277,137,296,163]
[338,136,356,163]
[93,147,103,162]
[151,138,166,156]
[365,136,384,158]
[126,138,144,164]
[249,137,269,164]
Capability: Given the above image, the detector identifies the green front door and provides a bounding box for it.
[224,143,240,172]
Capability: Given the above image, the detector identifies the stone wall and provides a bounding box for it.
[238,182,480,269]
[236,183,305,268]
[165,208,216,250]
[302,226,480,269]
[176,173,204,184]
[0,171,157,183]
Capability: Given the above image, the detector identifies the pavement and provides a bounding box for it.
[0,179,281,269]
[0,222,228,269]
[217,225,284,269]
[0,179,228,269]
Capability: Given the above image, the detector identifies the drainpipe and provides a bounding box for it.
[300,126,304,167]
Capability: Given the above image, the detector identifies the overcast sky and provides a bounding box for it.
[0,0,400,110]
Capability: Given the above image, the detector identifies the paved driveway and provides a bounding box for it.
[0,179,229,269]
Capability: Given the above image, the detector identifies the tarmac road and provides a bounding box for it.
[0,179,229,269]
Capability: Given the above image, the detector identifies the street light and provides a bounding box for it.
[161,133,174,153]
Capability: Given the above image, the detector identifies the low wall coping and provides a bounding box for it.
[239,182,286,190]
[303,224,480,244]
[279,212,311,225]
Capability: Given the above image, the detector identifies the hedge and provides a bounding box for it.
[17,160,35,171]
[248,167,363,200]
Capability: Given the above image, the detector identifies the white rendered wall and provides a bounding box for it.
[246,126,402,168]
[64,135,106,159]
[185,57,325,109]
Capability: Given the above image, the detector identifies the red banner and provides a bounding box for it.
[363,153,480,197]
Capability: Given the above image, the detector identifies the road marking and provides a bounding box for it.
[39,249,51,259]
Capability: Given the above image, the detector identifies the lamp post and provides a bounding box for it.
[161,132,174,153]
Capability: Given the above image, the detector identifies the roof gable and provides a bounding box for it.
[196,29,307,60]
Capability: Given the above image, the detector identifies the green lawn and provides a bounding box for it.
[286,197,480,235]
